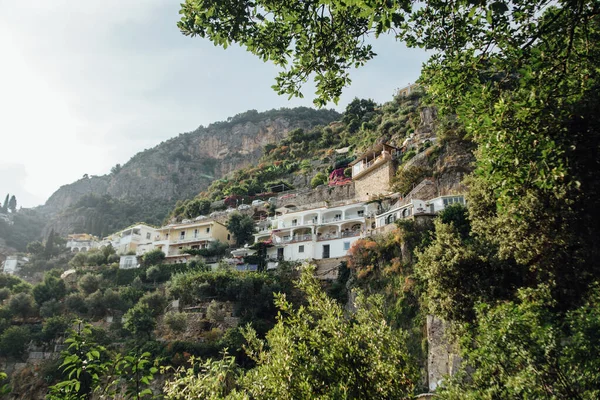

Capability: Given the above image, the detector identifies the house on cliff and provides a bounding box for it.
[350,143,399,200]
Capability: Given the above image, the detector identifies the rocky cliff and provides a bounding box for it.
[43,107,340,235]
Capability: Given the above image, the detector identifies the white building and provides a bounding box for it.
[66,233,99,253]
[2,256,28,275]
[255,201,378,263]
[374,195,466,232]
[95,224,158,255]
[114,224,158,255]
[119,255,140,269]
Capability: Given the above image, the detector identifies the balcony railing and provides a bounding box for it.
[317,231,361,241]
[170,236,211,245]
[273,233,314,244]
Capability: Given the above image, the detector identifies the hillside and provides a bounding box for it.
[41,107,340,237]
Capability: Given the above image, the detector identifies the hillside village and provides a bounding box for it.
[44,138,466,278]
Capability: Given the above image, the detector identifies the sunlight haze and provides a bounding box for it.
[0,0,428,208]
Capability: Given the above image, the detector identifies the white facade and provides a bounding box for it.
[256,202,373,263]
[114,224,158,255]
[375,195,466,231]
[66,234,98,253]
[119,255,140,269]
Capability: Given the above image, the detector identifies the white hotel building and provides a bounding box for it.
[254,195,466,265]
[255,202,379,262]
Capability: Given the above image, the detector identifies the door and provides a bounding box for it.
[277,248,284,261]
[322,244,330,259]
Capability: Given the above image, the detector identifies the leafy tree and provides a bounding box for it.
[416,219,523,322]
[40,299,63,318]
[79,273,102,295]
[32,271,67,306]
[164,267,417,398]
[184,240,228,258]
[0,288,10,302]
[124,303,156,339]
[7,195,16,213]
[310,172,328,188]
[103,288,125,312]
[0,325,30,358]
[442,285,600,399]
[65,293,88,315]
[145,265,161,285]
[226,212,255,246]
[69,252,88,268]
[343,98,377,133]
[86,290,107,317]
[26,241,45,257]
[138,291,167,317]
[42,315,70,342]
[8,292,35,319]
[142,248,165,267]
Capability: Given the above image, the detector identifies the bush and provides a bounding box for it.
[401,149,417,163]
[79,273,102,295]
[65,293,88,314]
[142,249,166,267]
[310,172,328,188]
[8,292,35,319]
[0,326,30,358]
[206,300,225,322]
[40,299,63,318]
[0,288,10,302]
[164,312,187,334]
[139,291,167,317]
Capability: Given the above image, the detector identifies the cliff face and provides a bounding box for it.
[43,108,340,235]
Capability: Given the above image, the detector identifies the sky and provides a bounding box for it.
[0,0,429,208]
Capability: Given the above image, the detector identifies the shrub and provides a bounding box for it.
[310,172,328,188]
[0,326,30,358]
[164,312,187,334]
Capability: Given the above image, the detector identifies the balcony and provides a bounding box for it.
[170,236,212,245]
[317,231,361,241]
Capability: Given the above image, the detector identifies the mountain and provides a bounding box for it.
[41,107,340,237]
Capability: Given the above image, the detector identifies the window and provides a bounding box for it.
[343,242,350,251]
[146,233,151,240]
[299,245,304,253]
[292,219,297,226]
[206,227,210,233]
[334,213,341,220]
[357,210,364,216]
[227,234,231,241]
[180,231,185,240]
[194,229,199,238]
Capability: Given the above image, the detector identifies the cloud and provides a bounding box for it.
[0,164,44,208]
[0,1,428,208]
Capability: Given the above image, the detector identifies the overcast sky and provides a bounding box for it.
[0,0,429,208]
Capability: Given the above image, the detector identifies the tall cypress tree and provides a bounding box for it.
[1,194,8,213]
[8,195,16,213]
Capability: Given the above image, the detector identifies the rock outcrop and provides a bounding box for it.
[41,108,340,235]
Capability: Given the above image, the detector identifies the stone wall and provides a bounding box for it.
[276,183,356,209]
[427,315,462,391]
[354,161,395,200]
